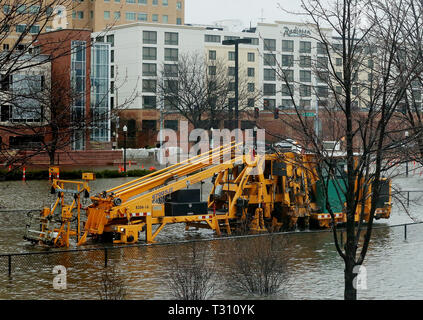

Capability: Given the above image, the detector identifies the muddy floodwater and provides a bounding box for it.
[0,170,423,300]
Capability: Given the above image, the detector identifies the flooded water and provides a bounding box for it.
[0,170,423,300]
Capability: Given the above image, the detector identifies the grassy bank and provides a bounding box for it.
[0,168,155,181]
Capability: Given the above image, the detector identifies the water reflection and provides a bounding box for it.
[0,177,423,299]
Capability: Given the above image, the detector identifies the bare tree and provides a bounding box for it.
[166,242,215,300]
[157,52,261,130]
[0,1,123,172]
[268,0,423,299]
[97,265,127,300]
[224,235,286,296]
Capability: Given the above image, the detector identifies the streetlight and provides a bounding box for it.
[222,38,252,130]
[123,125,127,173]
[405,131,409,177]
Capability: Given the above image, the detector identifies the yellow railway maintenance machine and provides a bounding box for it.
[24,143,392,247]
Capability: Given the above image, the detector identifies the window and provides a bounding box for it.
[282,84,294,96]
[413,90,422,101]
[317,42,327,55]
[300,84,311,97]
[264,39,276,51]
[209,50,216,60]
[228,51,235,61]
[263,83,276,96]
[162,15,168,23]
[138,13,147,21]
[143,31,157,44]
[281,99,294,108]
[264,99,275,110]
[138,0,147,4]
[1,105,11,122]
[282,55,293,67]
[142,120,157,131]
[164,64,178,77]
[153,0,158,5]
[143,47,157,60]
[111,50,114,63]
[282,40,294,52]
[264,69,276,81]
[143,63,157,76]
[3,44,9,51]
[368,59,374,69]
[176,18,182,25]
[248,52,255,62]
[176,1,182,9]
[209,66,216,76]
[163,0,168,6]
[300,70,311,82]
[317,71,329,83]
[247,99,255,108]
[29,25,40,34]
[152,14,158,22]
[16,25,26,33]
[29,5,40,14]
[0,74,11,91]
[165,32,178,45]
[3,5,10,14]
[248,68,255,77]
[228,82,235,92]
[78,11,84,19]
[17,5,26,13]
[317,56,328,68]
[143,96,157,109]
[281,69,294,82]
[104,11,110,19]
[126,12,136,20]
[126,0,136,3]
[228,67,235,76]
[248,83,255,92]
[205,35,221,43]
[300,100,311,108]
[336,58,342,67]
[300,56,311,68]
[164,79,178,93]
[164,48,178,61]
[143,79,156,93]
[317,86,328,98]
[165,120,178,130]
[300,41,311,53]
[264,54,276,66]
[114,11,121,20]
[245,38,259,45]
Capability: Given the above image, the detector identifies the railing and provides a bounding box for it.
[1,221,422,277]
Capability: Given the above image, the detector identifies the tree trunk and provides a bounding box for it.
[344,257,357,300]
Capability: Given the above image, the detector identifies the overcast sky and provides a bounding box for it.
[185,0,304,28]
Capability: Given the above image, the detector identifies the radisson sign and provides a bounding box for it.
[283,26,311,37]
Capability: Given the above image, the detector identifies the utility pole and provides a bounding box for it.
[222,38,252,131]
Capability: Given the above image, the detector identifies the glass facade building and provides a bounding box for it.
[90,42,110,142]
[71,40,87,150]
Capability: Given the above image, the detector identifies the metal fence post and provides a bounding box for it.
[404,224,407,240]
[104,248,108,268]
[407,191,410,208]
[8,255,11,277]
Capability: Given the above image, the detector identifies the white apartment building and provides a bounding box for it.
[93,20,336,118]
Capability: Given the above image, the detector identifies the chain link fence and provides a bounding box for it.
[0,222,422,300]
